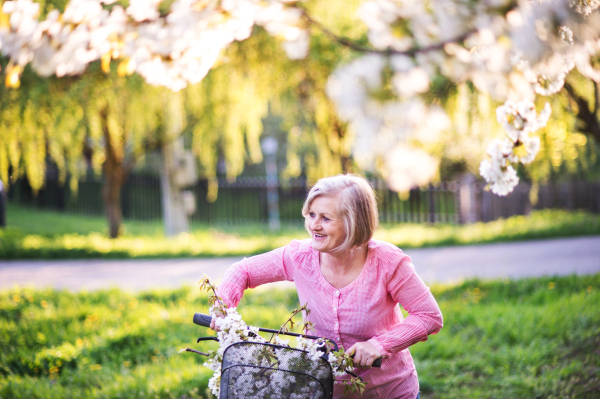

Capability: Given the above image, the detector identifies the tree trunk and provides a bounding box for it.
[101,108,125,239]
[160,138,190,236]
[333,117,353,173]
[161,91,190,237]
[562,81,600,145]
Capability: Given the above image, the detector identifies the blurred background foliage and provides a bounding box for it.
[0,0,600,242]
[1,0,600,235]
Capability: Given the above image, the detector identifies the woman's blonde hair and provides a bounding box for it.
[302,174,379,251]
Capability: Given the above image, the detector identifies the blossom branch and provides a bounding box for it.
[270,302,312,342]
[198,275,226,312]
[178,348,208,356]
[299,6,474,56]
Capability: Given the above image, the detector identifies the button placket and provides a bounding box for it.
[333,290,341,343]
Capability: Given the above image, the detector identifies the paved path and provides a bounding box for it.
[1,236,599,292]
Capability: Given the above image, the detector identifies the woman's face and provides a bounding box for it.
[306,195,346,253]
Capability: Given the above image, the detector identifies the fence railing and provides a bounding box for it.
[7,174,600,226]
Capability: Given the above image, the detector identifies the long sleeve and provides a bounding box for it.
[217,241,299,307]
[368,254,443,357]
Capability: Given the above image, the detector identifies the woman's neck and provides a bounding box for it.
[319,244,369,289]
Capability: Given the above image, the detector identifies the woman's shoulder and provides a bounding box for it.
[286,238,314,263]
[368,239,411,269]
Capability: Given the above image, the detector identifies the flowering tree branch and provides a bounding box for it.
[1,0,600,197]
[299,6,474,57]
[270,303,310,342]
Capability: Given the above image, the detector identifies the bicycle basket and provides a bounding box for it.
[219,341,334,399]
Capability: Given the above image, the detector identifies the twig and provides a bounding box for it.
[179,348,209,356]
[270,303,310,343]
[199,275,226,309]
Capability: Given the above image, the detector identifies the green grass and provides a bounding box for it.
[1,274,598,398]
[1,204,600,259]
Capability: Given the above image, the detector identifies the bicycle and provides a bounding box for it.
[188,313,382,399]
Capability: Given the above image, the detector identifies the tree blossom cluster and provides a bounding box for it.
[0,0,309,91]
[479,100,550,195]
[1,0,600,195]
[326,0,600,194]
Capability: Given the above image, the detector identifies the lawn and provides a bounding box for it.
[1,274,598,398]
[2,204,600,259]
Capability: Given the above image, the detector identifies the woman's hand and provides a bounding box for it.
[210,317,217,331]
[346,341,382,369]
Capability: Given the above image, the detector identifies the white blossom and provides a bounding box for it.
[496,100,551,142]
[327,53,448,188]
[569,0,600,16]
[360,0,437,51]
[480,100,549,195]
[281,29,309,59]
[384,144,440,193]
[510,136,541,164]
[126,0,161,22]
[559,25,574,45]
[480,160,519,196]
[392,66,430,97]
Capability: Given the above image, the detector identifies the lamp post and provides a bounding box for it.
[261,137,280,230]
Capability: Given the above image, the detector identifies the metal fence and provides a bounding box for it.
[7,174,600,226]
[457,177,600,223]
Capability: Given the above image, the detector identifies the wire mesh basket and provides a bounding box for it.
[219,341,334,399]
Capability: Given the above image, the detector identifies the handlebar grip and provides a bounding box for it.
[350,354,382,368]
[193,313,212,328]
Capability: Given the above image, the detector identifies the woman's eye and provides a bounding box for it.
[323,217,330,222]
[309,213,315,218]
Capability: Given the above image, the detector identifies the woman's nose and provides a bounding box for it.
[310,217,320,230]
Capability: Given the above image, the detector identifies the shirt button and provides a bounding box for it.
[335,291,340,297]
[333,307,337,311]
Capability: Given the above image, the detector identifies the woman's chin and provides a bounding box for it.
[311,239,326,251]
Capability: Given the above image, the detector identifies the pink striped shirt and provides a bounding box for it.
[218,239,443,399]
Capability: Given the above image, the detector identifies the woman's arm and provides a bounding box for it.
[216,241,299,307]
[367,254,443,358]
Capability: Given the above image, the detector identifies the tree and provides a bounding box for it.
[1,0,599,200]
[0,63,169,237]
[0,0,272,238]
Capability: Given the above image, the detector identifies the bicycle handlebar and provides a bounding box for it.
[193,313,212,328]
[193,313,382,368]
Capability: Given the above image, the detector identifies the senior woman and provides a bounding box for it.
[214,174,443,399]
